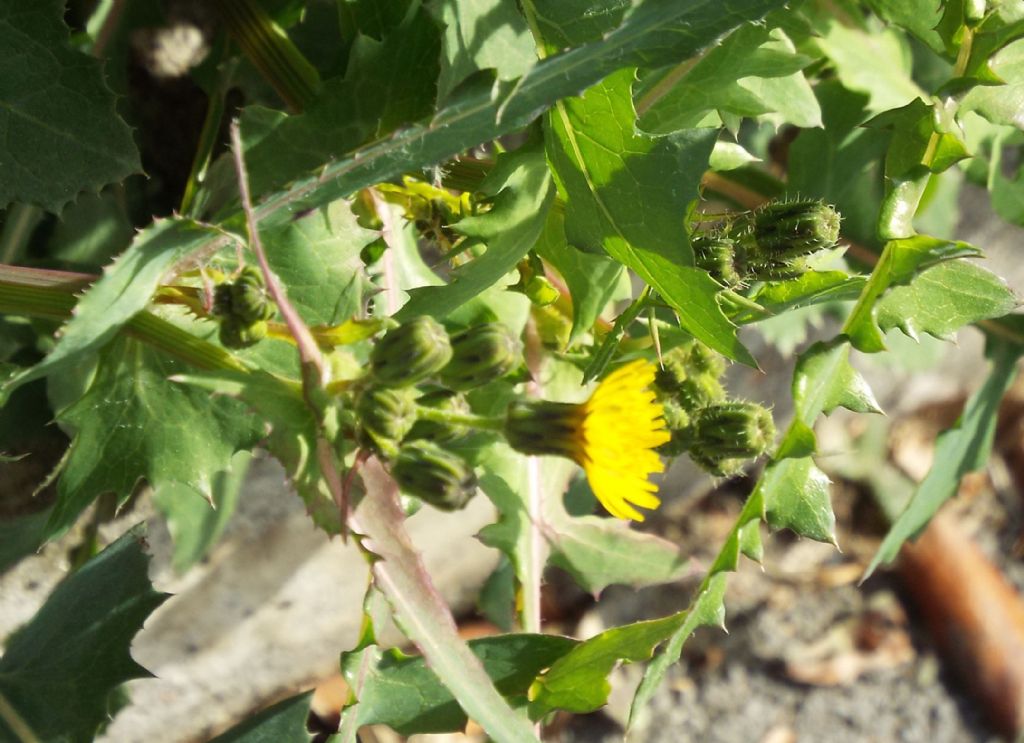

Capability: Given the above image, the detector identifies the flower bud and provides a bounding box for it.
[503,400,584,460]
[440,323,523,391]
[218,317,268,349]
[688,401,775,476]
[407,387,470,442]
[231,266,276,324]
[524,275,560,306]
[654,342,726,412]
[692,234,742,287]
[656,398,694,457]
[391,441,478,511]
[370,315,453,387]
[356,385,419,455]
[743,199,840,271]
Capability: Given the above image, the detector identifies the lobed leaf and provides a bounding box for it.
[0,524,168,743]
[208,692,315,743]
[0,0,141,212]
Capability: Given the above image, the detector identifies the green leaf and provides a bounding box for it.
[636,24,819,133]
[0,0,140,212]
[175,368,344,534]
[542,476,689,595]
[867,99,970,180]
[815,18,924,114]
[264,200,378,326]
[535,209,627,347]
[0,507,51,574]
[740,270,866,324]
[208,692,314,743]
[429,0,536,101]
[397,145,554,321]
[236,2,442,203]
[340,634,577,735]
[865,338,1024,578]
[843,235,981,353]
[241,0,787,228]
[788,339,883,431]
[0,524,168,743]
[787,81,888,247]
[529,0,628,47]
[864,0,944,53]
[153,450,252,574]
[759,457,836,543]
[3,218,220,396]
[545,67,754,364]
[874,260,1018,342]
[48,337,262,539]
[355,458,541,742]
[528,612,688,717]
[961,38,1024,129]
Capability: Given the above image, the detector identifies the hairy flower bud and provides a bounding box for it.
[739,199,840,280]
[654,342,726,411]
[656,398,694,457]
[391,440,478,511]
[689,401,775,476]
[370,316,453,387]
[692,233,742,287]
[440,323,523,390]
[355,385,418,455]
[213,266,275,325]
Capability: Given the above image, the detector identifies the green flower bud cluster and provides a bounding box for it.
[692,199,841,286]
[653,341,774,476]
[357,316,524,511]
[212,267,276,349]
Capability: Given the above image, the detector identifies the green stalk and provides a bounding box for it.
[414,406,504,431]
[215,0,319,112]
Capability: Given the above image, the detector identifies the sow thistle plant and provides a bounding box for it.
[1,0,1023,741]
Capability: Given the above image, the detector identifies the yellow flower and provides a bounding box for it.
[504,359,671,521]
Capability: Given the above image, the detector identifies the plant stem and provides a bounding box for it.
[0,692,42,743]
[413,406,504,431]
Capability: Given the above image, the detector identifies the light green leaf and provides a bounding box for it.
[865,338,1024,578]
[528,612,688,717]
[0,524,168,743]
[816,19,924,114]
[0,0,140,212]
[760,457,836,543]
[48,337,263,539]
[961,38,1024,130]
[355,459,541,742]
[264,200,378,326]
[544,511,690,595]
[397,145,553,321]
[534,208,626,347]
[864,0,944,53]
[789,340,883,429]
[545,67,754,364]
[429,0,536,101]
[637,24,818,133]
[340,634,577,735]
[208,692,314,743]
[875,260,1018,342]
[739,270,865,324]
[843,235,981,353]
[153,450,252,574]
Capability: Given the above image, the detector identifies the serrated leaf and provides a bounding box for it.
[2,218,218,398]
[875,260,1018,342]
[529,0,628,47]
[0,0,140,212]
[397,145,553,321]
[0,524,168,743]
[844,235,981,352]
[864,338,1024,578]
[636,24,818,133]
[759,457,836,543]
[175,369,344,533]
[153,450,252,574]
[48,337,263,539]
[866,98,970,179]
[340,634,577,735]
[355,458,540,742]
[264,200,378,326]
[429,0,536,101]
[790,340,882,427]
[864,0,944,53]
[528,612,688,717]
[545,67,754,365]
[208,692,314,743]
[739,270,866,324]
